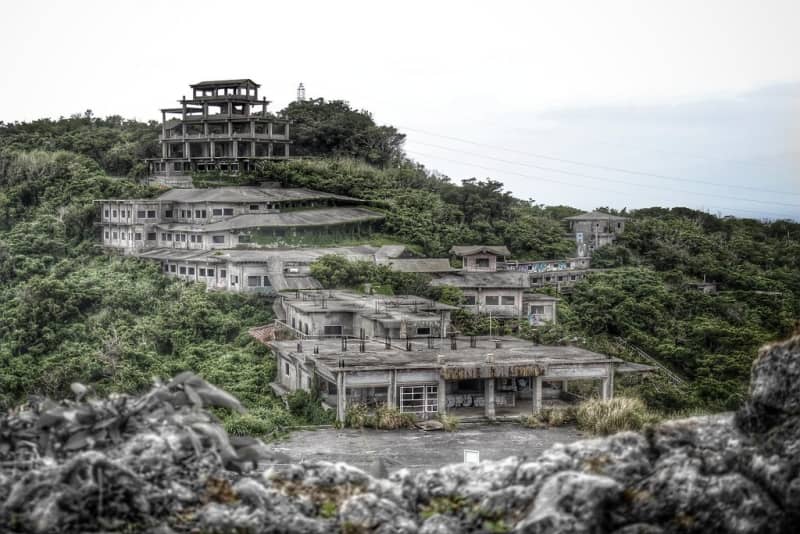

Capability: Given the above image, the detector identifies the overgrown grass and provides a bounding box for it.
[575,397,661,435]
[438,413,460,432]
[524,407,576,429]
[344,403,416,430]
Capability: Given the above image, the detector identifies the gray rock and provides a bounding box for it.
[2,337,799,532]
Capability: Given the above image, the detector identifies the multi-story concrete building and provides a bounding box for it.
[147,79,292,180]
[564,211,627,257]
[258,290,651,423]
[96,186,383,255]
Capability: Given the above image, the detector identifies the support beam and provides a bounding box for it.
[533,376,543,413]
[437,375,447,415]
[336,372,346,423]
[485,378,496,420]
[387,370,397,408]
[607,364,615,400]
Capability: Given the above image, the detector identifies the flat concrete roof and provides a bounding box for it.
[270,336,619,376]
[430,271,531,289]
[377,258,454,273]
[135,245,387,266]
[279,290,458,314]
[157,207,384,232]
[155,187,363,204]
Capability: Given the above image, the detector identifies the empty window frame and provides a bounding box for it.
[485,296,500,305]
[187,267,195,275]
[147,232,156,241]
[212,208,223,216]
[463,295,477,305]
[323,325,343,336]
[501,296,515,305]
[147,210,156,218]
[170,265,176,273]
[137,210,146,218]
[238,235,251,244]
[104,231,109,239]
[207,268,215,277]
[223,208,234,216]
[249,204,259,211]
[399,385,438,415]
[134,233,142,241]
[247,276,261,287]
[416,327,431,336]
[165,210,173,218]
[220,269,227,279]
[179,267,186,275]
[475,257,490,268]
[212,235,225,244]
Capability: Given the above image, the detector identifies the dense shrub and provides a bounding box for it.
[575,397,660,435]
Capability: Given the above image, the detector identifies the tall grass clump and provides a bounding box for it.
[575,397,660,435]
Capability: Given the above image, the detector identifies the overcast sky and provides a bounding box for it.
[2,0,798,219]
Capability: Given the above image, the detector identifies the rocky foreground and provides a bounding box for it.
[2,338,799,533]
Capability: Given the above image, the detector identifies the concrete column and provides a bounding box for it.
[561,380,568,394]
[228,120,232,136]
[233,141,238,159]
[284,143,290,157]
[601,379,610,401]
[387,370,397,408]
[250,120,255,136]
[268,122,273,137]
[607,364,615,400]
[210,140,215,159]
[336,372,347,423]
[162,143,167,158]
[161,111,166,138]
[437,375,447,415]
[184,141,190,161]
[485,378,496,420]
[532,376,543,413]
[251,141,256,158]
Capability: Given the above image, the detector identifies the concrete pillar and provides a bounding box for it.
[284,143,290,157]
[251,141,256,158]
[233,141,238,159]
[485,378,496,420]
[607,364,615,400]
[268,122,273,137]
[228,120,232,136]
[250,120,255,136]
[161,111,166,138]
[601,379,610,401]
[561,380,568,394]
[336,372,347,423]
[210,140,215,159]
[184,141,190,161]
[437,375,447,415]
[533,376,543,413]
[387,370,397,408]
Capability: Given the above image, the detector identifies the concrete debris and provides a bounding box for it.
[2,337,800,533]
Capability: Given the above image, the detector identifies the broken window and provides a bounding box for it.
[212,208,223,216]
[188,267,195,275]
[104,231,109,239]
[134,233,142,241]
[220,269,226,279]
[170,265,176,273]
[485,296,500,305]
[165,210,173,218]
[501,296,515,305]
[247,276,261,287]
[212,235,225,244]
[249,205,259,211]
[147,210,156,218]
[238,235,251,244]
[207,269,215,277]
[475,258,490,268]
[223,208,234,216]
[179,267,186,275]
[323,325,343,336]
[464,295,477,305]
[147,233,156,241]
[416,327,431,336]
[399,385,438,415]
[137,210,146,218]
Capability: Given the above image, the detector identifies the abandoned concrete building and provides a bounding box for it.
[146,79,291,181]
[565,211,627,257]
[262,290,647,422]
[96,186,384,255]
[135,245,404,293]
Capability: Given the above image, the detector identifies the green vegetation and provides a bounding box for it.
[343,403,416,430]
[438,413,460,432]
[575,397,661,436]
[2,105,797,428]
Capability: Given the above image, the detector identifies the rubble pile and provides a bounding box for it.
[2,337,800,533]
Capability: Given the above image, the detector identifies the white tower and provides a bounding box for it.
[297,83,306,102]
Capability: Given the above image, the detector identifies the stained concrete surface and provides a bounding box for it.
[269,424,584,473]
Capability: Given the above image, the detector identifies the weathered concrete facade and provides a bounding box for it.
[564,211,627,257]
[147,79,292,179]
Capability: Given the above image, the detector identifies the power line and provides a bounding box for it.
[399,125,800,197]
[405,149,798,220]
[408,140,800,210]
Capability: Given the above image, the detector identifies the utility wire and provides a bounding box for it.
[405,149,798,220]
[408,140,800,209]
[399,125,800,197]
